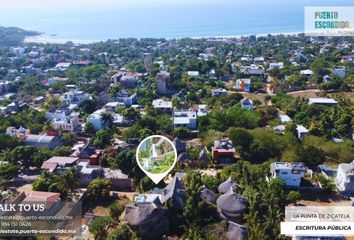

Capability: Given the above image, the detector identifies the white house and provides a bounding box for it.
[270,162,307,187]
[62,89,91,104]
[296,125,309,141]
[308,98,337,105]
[336,161,354,195]
[46,110,80,132]
[332,66,346,79]
[197,105,208,117]
[152,99,173,112]
[187,71,200,77]
[104,102,121,112]
[300,69,313,75]
[173,109,198,130]
[269,62,284,70]
[55,62,71,71]
[86,109,109,131]
[254,56,265,65]
[211,88,227,97]
[240,98,254,110]
[278,114,292,124]
[116,91,137,106]
[235,79,251,92]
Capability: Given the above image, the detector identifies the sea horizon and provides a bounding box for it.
[1,0,353,44]
[23,31,304,44]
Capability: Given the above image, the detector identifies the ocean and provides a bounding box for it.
[0,0,353,42]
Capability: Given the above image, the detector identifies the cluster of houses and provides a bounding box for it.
[123,174,248,239]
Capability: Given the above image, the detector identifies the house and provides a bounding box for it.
[241,65,265,77]
[269,62,284,70]
[211,88,227,97]
[41,156,78,173]
[54,62,71,71]
[104,102,121,112]
[34,96,46,104]
[71,140,102,165]
[77,161,103,186]
[235,79,251,92]
[112,113,125,126]
[124,202,169,239]
[323,75,333,83]
[300,69,313,75]
[46,110,80,132]
[308,98,337,105]
[159,176,186,210]
[332,66,346,79]
[212,140,236,164]
[173,109,198,130]
[25,135,61,149]
[104,168,132,191]
[120,74,138,89]
[270,162,307,187]
[278,114,292,124]
[336,161,354,196]
[187,71,200,77]
[216,187,248,223]
[116,91,137,106]
[296,125,309,141]
[110,72,124,83]
[152,99,173,112]
[156,71,172,95]
[197,105,208,117]
[21,191,61,216]
[48,77,69,86]
[11,47,26,56]
[318,164,337,179]
[274,125,286,135]
[6,126,30,139]
[254,56,265,65]
[240,98,254,110]
[86,109,109,131]
[62,89,91,104]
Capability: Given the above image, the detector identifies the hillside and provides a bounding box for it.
[0,26,38,46]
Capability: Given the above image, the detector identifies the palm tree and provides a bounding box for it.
[0,148,12,162]
[101,112,113,128]
[183,171,205,225]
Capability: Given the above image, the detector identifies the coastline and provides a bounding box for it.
[24,31,303,45]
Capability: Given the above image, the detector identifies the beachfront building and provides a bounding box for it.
[173,109,197,130]
[270,162,307,187]
[336,161,354,195]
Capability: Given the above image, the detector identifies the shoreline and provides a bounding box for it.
[24,31,303,45]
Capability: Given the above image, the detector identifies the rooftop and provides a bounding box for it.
[270,162,307,172]
[45,156,78,165]
[308,98,337,105]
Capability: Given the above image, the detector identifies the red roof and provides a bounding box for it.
[24,191,60,203]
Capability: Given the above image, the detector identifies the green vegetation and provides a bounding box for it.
[0,26,38,46]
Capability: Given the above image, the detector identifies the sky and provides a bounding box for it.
[0,0,222,9]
